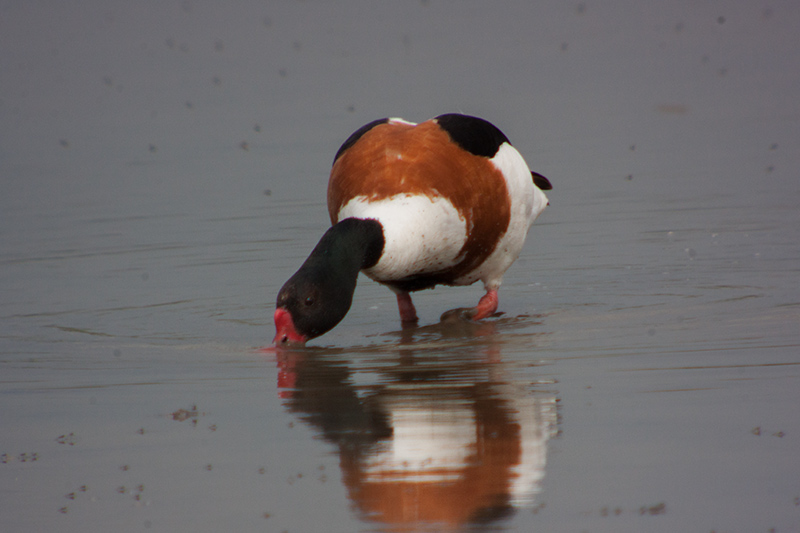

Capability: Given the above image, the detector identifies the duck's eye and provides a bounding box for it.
[304,296,315,306]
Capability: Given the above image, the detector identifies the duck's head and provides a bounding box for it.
[272,218,385,347]
[273,273,350,346]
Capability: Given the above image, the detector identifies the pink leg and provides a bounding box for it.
[471,289,499,320]
[396,291,419,324]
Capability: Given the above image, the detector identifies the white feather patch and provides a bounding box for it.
[337,194,467,282]
[387,117,417,126]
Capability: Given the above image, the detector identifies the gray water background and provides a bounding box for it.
[2,2,799,531]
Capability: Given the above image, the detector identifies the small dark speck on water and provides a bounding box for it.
[59,139,70,148]
[639,502,666,515]
[56,433,77,446]
[170,407,198,422]
[263,189,272,196]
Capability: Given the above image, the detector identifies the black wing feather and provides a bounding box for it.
[434,113,510,158]
[531,171,552,190]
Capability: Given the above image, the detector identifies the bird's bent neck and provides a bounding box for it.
[299,217,384,280]
[275,218,384,341]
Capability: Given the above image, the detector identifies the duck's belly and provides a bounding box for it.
[336,194,467,284]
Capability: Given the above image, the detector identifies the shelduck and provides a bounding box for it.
[274,114,551,345]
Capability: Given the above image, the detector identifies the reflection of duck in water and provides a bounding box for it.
[275,320,558,530]
[274,114,551,346]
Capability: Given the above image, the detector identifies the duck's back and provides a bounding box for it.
[327,115,547,292]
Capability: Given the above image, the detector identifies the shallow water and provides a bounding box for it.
[2,1,800,532]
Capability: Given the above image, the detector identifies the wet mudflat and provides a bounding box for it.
[2,2,799,532]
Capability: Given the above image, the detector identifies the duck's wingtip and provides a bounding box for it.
[531,171,552,190]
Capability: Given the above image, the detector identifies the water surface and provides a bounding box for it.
[2,1,799,532]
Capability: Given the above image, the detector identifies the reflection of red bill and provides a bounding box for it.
[277,370,296,398]
[276,351,298,398]
[257,344,300,399]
